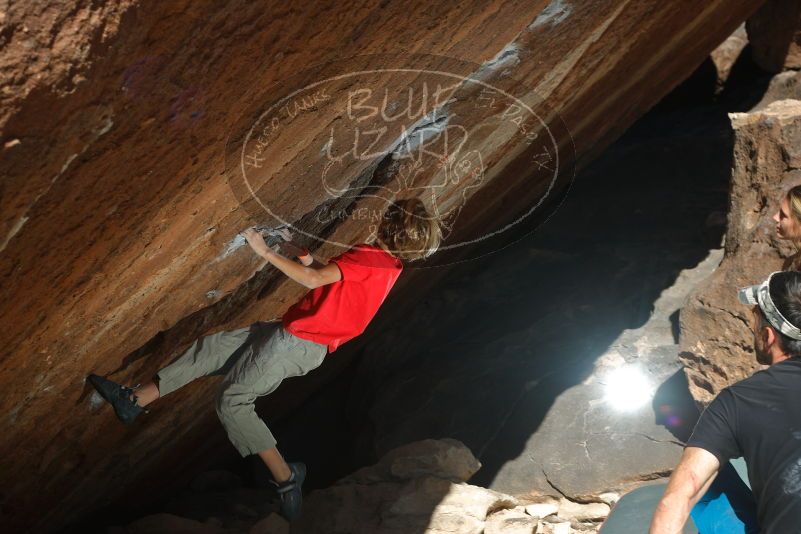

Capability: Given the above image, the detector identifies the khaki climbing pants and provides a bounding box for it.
[155,320,328,456]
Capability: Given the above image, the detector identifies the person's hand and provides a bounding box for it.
[242,227,272,256]
[267,226,293,242]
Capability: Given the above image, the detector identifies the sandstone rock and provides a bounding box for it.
[597,492,620,506]
[0,0,768,530]
[538,519,571,534]
[384,476,518,534]
[753,70,801,111]
[556,499,610,522]
[524,500,560,519]
[124,513,226,534]
[389,476,518,520]
[485,508,538,534]
[345,438,481,483]
[710,24,749,89]
[294,439,517,534]
[747,0,801,72]
[680,99,801,404]
[250,513,289,534]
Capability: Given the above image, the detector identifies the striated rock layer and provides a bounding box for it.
[680,99,801,405]
[0,0,763,531]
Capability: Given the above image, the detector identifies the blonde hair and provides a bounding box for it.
[788,185,801,223]
[376,198,442,261]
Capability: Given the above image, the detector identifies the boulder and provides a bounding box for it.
[292,439,518,534]
[753,70,801,111]
[344,438,481,484]
[555,499,610,522]
[524,499,560,519]
[747,0,801,72]
[710,24,749,89]
[538,520,572,534]
[597,492,620,506]
[0,0,768,530]
[484,508,538,534]
[680,99,801,404]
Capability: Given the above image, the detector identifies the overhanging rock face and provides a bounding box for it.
[0,0,763,531]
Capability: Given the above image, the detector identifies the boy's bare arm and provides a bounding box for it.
[278,240,328,269]
[259,226,327,269]
[242,228,340,288]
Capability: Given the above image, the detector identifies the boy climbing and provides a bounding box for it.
[87,197,442,520]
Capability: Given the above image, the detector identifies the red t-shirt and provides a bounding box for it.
[282,243,403,353]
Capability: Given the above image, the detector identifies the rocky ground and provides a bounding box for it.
[108,439,611,534]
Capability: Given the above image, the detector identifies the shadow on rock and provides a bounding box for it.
[652,369,701,444]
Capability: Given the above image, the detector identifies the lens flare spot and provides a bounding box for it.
[603,366,654,412]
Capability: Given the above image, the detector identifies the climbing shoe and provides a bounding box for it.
[272,462,306,521]
[87,373,146,425]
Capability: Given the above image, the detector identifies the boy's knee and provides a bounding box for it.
[215,384,252,421]
[214,384,276,455]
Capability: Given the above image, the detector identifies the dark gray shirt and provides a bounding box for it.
[687,359,801,533]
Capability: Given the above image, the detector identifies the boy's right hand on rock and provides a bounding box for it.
[266,226,293,242]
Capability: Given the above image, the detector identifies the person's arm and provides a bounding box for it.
[242,228,341,289]
[277,240,327,269]
[260,226,328,268]
[649,447,721,534]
